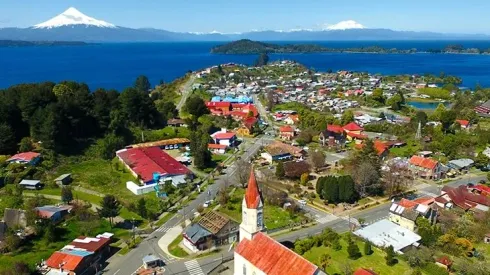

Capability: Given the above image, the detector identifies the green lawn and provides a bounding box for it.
[155,211,177,227]
[168,234,189,257]
[302,238,412,275]
[217,188,307,230]
[390,139,422,158]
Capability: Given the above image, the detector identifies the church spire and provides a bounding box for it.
[245,167,261,209]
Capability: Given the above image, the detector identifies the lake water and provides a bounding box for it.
[406,100,451,110]
[3,41,490,91]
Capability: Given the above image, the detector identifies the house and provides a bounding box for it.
[183,211,239,252]
[3,208,27,229]
[482,147,490,159]
[354,219,421,252]
[319,124,345,147]
[441,185,490,211]
[388,197,437,232]
[279,126,295,141]
[6,152,41,165]
[54,174,72,186]
[355,140,389,159]
[116,147,193,186]
[447,158,474,172]
[46,233,113,275]
[455,119,470,129]
[208,144,227,154]
[261,142,304,163]
[19,179,43,190]
[127,138,190,150]
[35,205,72,222]
[211,130,237,147]
[284,114,299,125]
[234,168,324,275]
[343,122,363,138]
[354,268,378,275]
[409,155,443,179]
[237,117,258,137]
[167,118,187,127]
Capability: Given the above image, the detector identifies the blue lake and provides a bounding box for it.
[3,41,490,91]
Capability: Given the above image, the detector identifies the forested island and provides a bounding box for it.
[0,40,89,47]
[211,39,490,55]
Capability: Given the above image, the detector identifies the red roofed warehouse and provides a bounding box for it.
[409,155,443,179]
[7,152,41,165]
[116,147,193,186]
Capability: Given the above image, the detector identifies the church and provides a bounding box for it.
[233,168,325,275]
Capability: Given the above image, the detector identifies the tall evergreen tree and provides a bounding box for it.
[98,195,121,227]
[134,75,151,92]
[385,245,396,266]
[61,187,73,204]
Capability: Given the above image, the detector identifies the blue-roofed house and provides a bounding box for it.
[211,96,222,102]
[35,205,72,222]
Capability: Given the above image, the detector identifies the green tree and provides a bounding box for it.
[0,123,16,154]
[43,222,57,243]
[385,245,397,266]
[415,111,428,126]
[184,95,210,119]
[347,236,361,259]
[387,94,403,111]
[61,187,73,204]
[318,253,331,271]
[431,103,447,121]
[91,134,125,160]
[253,53,269,67]
[363,241,373,255]
[300,173,309,185]
[18,137,33,152]
[4,234,21,252]
[475,153,489,168]
[134,75,151,92]
[416,217,442,246]
[52,83,72,97]
[98,195,121,227]
[136,197,147,218]
[371,88,385,104]
[276,161,285,178]
[341,110,355,125]
[441,110,457,132]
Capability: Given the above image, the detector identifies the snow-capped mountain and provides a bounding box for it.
[0,7,489,42]
[33,7,116,29]
[325,20,365,30]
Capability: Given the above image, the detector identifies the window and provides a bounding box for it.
[243,264,247,275]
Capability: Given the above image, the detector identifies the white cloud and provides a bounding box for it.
[323,20,365,31]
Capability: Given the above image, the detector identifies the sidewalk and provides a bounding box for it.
[158,226,184,258]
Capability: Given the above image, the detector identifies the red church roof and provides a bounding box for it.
[245,168,261,209]
[117,147,192,183]
[235,232,318,275]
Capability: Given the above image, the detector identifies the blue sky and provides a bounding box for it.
[1,0,489,33]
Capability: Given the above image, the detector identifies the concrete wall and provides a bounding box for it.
[126,181,157,195]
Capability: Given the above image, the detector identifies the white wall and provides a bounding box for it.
[126,181,157,195]
[234,253,266,275]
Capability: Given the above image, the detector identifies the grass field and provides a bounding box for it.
[168,235,189,257]
[302,237,412,275]
[217,188,306,230]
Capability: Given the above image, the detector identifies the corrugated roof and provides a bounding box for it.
[409,156,438,170]
[183,223,212,244]
[67,235,111,252]
[117,147,192,183]
[235,232,318,275]
[208,144,227,149]
[213,132,236,140]
[129,138,190,149]
[7,152,40,162]
[46,251,84,271]
[343,122,363,131]
[327,124,344,134]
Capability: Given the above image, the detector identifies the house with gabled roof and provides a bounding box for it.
[409,155,443,179]
[388,197,437,232]
[7,152,41,165]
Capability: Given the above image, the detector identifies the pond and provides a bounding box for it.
[406,100,451,110]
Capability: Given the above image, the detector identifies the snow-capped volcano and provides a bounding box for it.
[33,7,116,29]
[325,20,365,30]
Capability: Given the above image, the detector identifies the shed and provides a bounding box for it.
[54,174,72,185]
[19,179,42,190]
[142,254,162,268]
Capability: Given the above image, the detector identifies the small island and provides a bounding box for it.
[211,39,490,55]
[0,40,90,47]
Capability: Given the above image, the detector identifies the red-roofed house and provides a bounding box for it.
[285,114,299,125]
[409,155,443,179]
[279,126,295,141]
[234,168,323,275]
[355,140,389,158]
[441,185,490,211]
[7,152,41,165]
[343,122,364,142]
[208,143,227,154]
[319,124,345,147]
[475,184,490,196]
[455,119,470,129]
[116,147,193,185]
[354,268,378,275]
[211,130,237,147]
[46,251,85,274]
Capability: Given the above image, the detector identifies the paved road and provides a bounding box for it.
[104,135,272,275]
[176,75,197,111]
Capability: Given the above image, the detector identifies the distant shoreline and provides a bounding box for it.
[211,39,490,55]
[0,40,90,47]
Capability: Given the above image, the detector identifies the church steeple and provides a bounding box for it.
[239,167,265,241]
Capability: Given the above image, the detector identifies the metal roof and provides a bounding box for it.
[19,179,41,186]
[354,219,421,252]
[184,223,212,244]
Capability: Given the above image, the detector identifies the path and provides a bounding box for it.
[176,75,197,111]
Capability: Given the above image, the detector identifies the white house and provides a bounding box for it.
[211,130,237,147]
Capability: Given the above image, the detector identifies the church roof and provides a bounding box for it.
[235,232,318,275]
[245,168,261,209]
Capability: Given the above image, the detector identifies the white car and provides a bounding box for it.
[298,200,307,206]
[203,200,212,208]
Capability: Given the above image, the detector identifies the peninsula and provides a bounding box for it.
[0,40,89,47]
[211,39,490,55]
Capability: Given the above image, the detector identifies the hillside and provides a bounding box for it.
[210,39,330,54]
